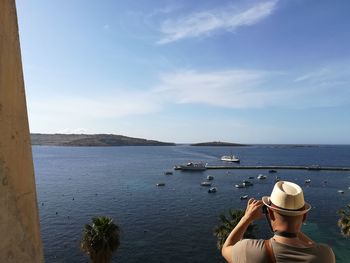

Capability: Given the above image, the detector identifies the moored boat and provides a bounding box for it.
[175,162,207,171]
[257,174,266,180]
[240,195,248,200]
[201,181,212,187]
[242,180,253,187]
[156,183,165,186]
[208,187,217,193]
[207,175,214,180]
[220,155,240,163]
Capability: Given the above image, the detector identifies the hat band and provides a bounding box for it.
[270,201,305,212]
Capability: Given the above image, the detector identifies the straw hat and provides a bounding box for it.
[262,181,311,216]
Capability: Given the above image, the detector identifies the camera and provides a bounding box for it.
[262,204,268,214]
[262,204,274,233]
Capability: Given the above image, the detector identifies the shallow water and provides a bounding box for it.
[33,145,350,262]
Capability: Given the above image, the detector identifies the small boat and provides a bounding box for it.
[235,184,245,188]
[305,179,311,183]
[156,183,165,187]
[338,190,344,194]
[242,180,253,187]
[176,162,207,171]
[240,195,248,200]
[248,176,255,179]
[201,181,212,187]
[269,170,277,173]
[207,175,214,180]
[220,155,240,163]
[164,171,173,175]
[257,174,266,180]
[208,187,217,193]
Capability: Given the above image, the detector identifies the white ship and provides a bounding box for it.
[175,162,207,171]
[220,155,240,163]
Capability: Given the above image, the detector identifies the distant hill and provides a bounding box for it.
[190,141,249,146]
[30,133,175,146]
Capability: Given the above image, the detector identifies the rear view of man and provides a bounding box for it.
[221,181,335,263]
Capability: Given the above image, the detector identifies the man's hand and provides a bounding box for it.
[243,198,264,222]
[221,198,264,263]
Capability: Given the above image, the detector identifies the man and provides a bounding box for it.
[221,181,335,263]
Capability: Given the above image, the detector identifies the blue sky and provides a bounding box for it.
[16,0,350,144]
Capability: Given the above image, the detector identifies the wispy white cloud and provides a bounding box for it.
[27,65,350,134]
[290,66,350,108]
[153,69,274,108]
[157,0,278,44]
[294,68,330,82]
[153,67,350,109]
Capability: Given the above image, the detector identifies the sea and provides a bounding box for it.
[33,145,350,262]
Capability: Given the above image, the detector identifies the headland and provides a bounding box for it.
[190,141,249,147]
[30,133,175,146]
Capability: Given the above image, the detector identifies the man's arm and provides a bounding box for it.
[221,199,264,263]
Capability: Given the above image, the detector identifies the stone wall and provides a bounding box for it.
[0,0,44,262]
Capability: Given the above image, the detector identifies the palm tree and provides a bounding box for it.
[213,209,258,250]
[81,216,121,263]
[338,204,350,237]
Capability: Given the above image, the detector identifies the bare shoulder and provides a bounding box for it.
[234,239,265,250]
[232,239,267,263]
[317,243,334,252]
[317,243,336,262]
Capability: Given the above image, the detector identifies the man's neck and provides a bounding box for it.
[272,232,315,248]
[274,230,297,238]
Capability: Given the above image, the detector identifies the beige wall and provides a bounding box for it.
[0,0,44,262]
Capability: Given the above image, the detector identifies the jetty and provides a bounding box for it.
[175,165,350,171]
[206,165,350,171]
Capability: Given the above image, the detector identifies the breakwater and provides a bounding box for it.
[205,165,350,171]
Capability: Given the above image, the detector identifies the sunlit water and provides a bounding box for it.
[33,145,350,262]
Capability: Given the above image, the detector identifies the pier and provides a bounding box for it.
[175,165,350,171]
[206,165,350,171]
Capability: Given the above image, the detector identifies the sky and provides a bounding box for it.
[16,0,350,144]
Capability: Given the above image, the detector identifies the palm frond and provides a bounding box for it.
[213,209,258,250]
[81,216,121,263]
[338,204,350,237]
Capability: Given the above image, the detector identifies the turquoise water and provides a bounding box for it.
[33,145,350,262]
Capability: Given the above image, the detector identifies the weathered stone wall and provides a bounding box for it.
[0,0,44,262]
